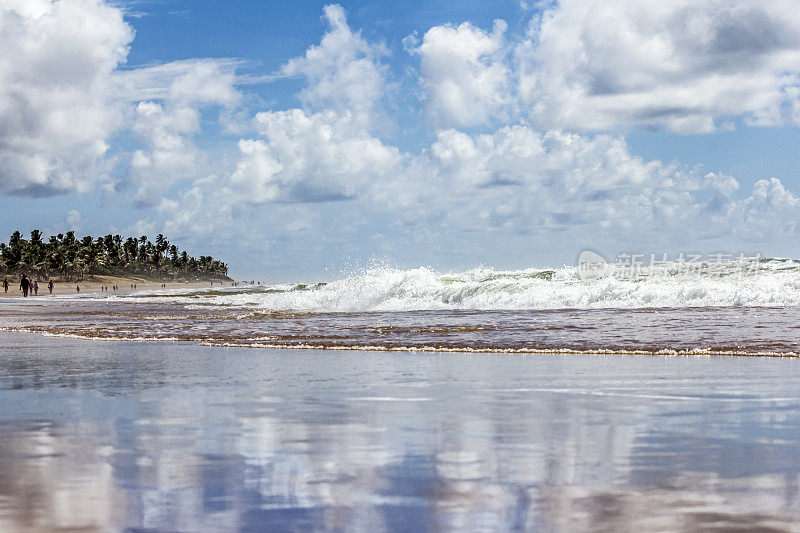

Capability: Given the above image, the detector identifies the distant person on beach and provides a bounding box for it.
[3,278,8,293]
[19,274,29,297]
[48,280,53,294]
[33,281,38,295]
[76,286,80,293]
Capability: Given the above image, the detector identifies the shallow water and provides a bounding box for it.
[2,332,800,531]
[3,294,800,355]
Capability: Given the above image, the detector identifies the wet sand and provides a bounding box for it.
[2,331,800,531]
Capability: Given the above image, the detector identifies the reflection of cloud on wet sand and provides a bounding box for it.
[543,475,799,531]
[2,410,799,531]
[0,420,125,531]
[3,335,800,530]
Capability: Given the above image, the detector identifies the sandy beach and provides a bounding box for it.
[2,331,800,531]
[1,276,229,297]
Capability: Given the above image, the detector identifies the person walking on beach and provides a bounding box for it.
[19,274,29,297]
[76,285,80,293]
[48,280,53,294]
[33,280,38,295]
[3,278,8,293]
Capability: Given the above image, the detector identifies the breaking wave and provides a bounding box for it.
[128,258,800,312]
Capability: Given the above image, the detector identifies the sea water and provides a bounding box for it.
[3,260,800,355]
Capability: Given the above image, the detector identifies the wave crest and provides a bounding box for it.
[129,259,800,311]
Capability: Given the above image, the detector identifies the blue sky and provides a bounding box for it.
[2,0,800,280]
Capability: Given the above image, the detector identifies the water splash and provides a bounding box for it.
[118,258,800,311]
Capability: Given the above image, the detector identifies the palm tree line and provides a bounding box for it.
[0,230,229,282]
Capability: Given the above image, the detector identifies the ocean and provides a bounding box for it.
[3,258,800,355]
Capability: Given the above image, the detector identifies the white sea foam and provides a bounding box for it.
[109,258,800,312]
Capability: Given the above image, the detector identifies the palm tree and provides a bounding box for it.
[1,230,229,280]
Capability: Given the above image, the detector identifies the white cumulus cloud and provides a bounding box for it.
[225,5,400,205]
[121,59,241,205]
[229,109,401,204]
[0,0,132,195]
[412,19,512,128]
[0,0,242,198]
[281,4,387,128]
[519,0,800,133]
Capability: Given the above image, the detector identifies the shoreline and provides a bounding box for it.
[0,275,231,296]
[1,328,797,358]
[3,286,800,358]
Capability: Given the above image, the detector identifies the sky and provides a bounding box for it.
[2,0,800,280]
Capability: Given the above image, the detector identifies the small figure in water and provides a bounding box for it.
[3,278,8,293]
[19,274,29,297]
[33,280,38,295]
[48,280,54,294]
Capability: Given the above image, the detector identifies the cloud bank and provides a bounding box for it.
[4,1,800,271]
[521,0,800,133]
[0,0,131,195]
[169,3,800,251]
[0,0,239,197]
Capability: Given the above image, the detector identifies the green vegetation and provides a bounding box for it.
[0,230,230,282]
